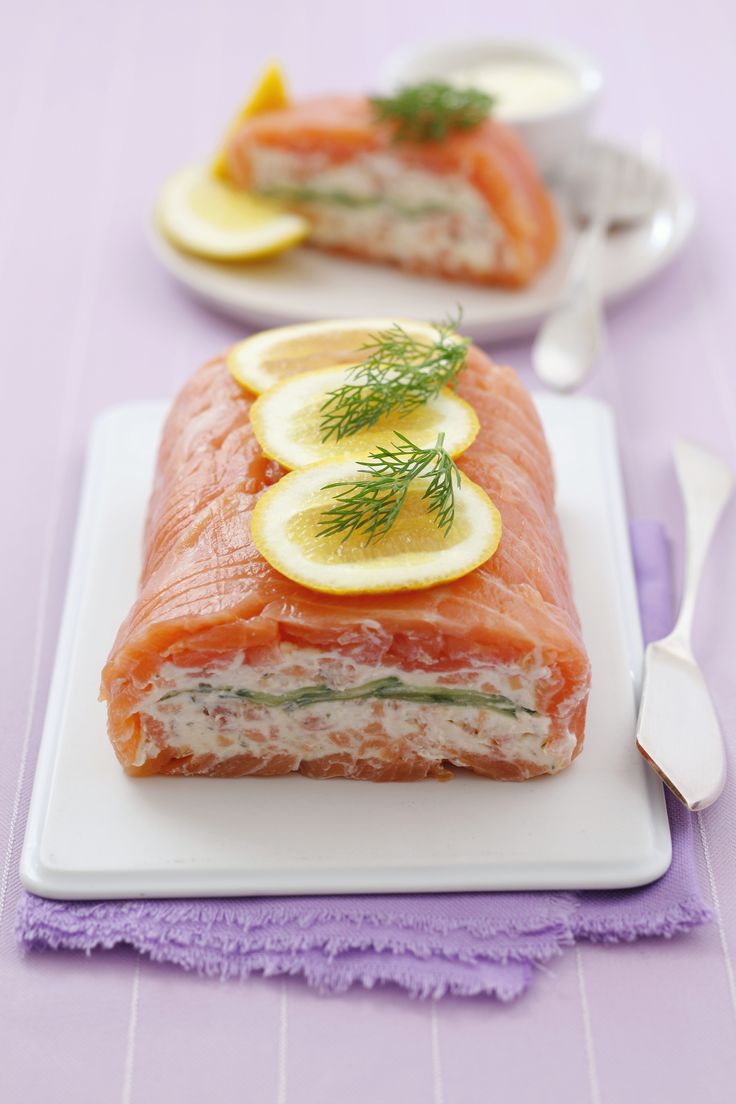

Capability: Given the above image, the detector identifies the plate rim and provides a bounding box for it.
[147,142,696,342]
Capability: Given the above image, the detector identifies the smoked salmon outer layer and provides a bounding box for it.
[101,347,591,781]
[225,97,558,289]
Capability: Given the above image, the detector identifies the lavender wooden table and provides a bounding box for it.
[2,1,735,1100]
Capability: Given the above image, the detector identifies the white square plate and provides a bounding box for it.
[21,396,671,899]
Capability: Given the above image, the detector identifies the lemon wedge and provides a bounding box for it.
[228,317,442,395]
[157,164,309,261]
[249,364,479,470]
[251,457,502,594]
[211,61,290,180]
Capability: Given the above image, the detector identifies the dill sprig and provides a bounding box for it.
[370,82,494,142]
[317,431,461,546]
[319,317,470,444]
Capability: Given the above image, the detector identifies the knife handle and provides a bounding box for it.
[672,439,734,646]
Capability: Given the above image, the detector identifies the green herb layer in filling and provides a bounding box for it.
[260,186,452,220]
[157,676,535,717]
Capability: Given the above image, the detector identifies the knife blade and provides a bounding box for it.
[635,439,733,811]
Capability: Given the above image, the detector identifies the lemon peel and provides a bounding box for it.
[211,61,290,180]
[157,164,308,261]
[248,364,479,470]
[227,317,439,395]
[250,456,501,594]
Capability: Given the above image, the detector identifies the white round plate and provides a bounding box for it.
[148,144,695,342]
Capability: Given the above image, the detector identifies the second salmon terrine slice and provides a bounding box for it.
[224,97,558,288]
[101,343,591,781]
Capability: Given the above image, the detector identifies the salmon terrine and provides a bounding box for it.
[224,97,558,289]
[101,346,590,781]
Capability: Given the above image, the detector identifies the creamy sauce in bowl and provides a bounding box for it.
[446,59,583,120]
[383,40,605,174]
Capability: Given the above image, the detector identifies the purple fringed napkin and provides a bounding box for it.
[16,522,710,1000]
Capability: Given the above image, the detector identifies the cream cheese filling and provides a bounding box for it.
[131,649,580,773]
[247,147,516,276]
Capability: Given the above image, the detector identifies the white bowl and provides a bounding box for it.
[379,37,604,178]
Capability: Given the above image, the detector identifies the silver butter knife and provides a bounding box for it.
[636,439,734,810]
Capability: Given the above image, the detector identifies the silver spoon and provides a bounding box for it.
[532,141,665,393]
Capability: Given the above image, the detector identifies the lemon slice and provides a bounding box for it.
[251,458,502,594]
[157,164,309,261]
[249,364,479,470]
[211,61,290,180]
[228,317,442,395]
